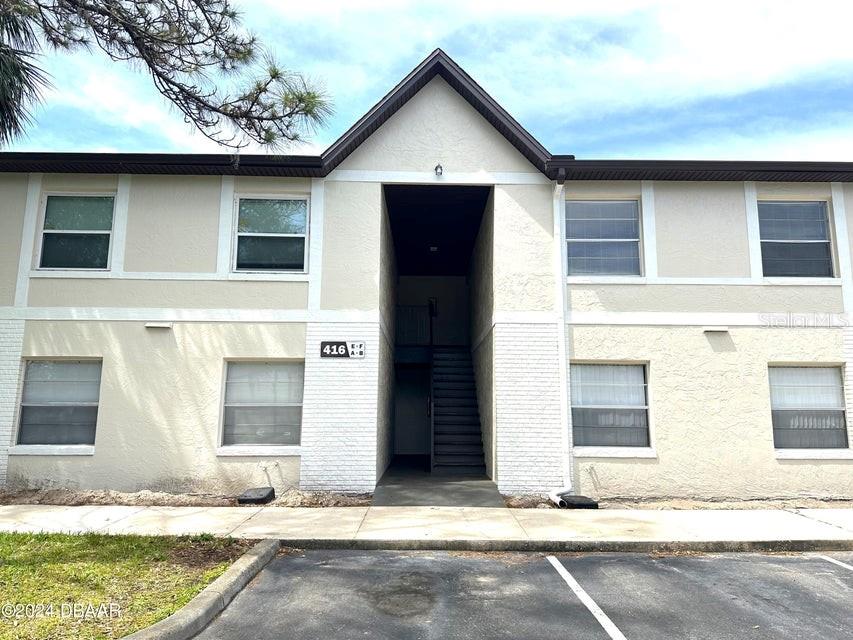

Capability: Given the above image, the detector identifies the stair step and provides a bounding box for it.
[432,361,473,369]
[433,374,475,382]
[435,426,481,435]
[434,453,485,465]
[432,379,475,391]
[433,397,477,407]
[435,425,482,435]
[433,388,476,398]
[435,444,484,455]
[435,414,481,424]
[434,433,482,444]
[433,402,480,418]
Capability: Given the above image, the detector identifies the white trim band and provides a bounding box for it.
[9,445,95,456]
[326,169,549,185]
[572,446,658,459]
[216,445,302,457]
[774,448,853,460]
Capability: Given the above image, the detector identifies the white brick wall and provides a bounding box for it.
[843,327,853,448]
[0,320,24,486]
[299,322,381,492]
[493,322,565,492]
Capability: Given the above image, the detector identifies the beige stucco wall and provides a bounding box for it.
[234,177,311,196]
[376,197,396,478]
[338,77,536,174]
[654,182,751,278]
[124,176,220,273]
[568,284,844,314]
[379,197,397,334]
[0,174,27,306]
[470,190,494,343]
[7,320,306,493]
[565,181,642,199]
[27,279,308,309]
[472,329,495,479]
[321,181,381,311]
[757,182,832,200]
[493,184,554,313]
[469,191,496,479]
[42,174,118,193]
[570,325,852,499]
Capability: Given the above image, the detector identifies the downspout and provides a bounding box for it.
[548,167,575,508]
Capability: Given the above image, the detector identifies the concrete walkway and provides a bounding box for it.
[2,504,853,551]
[372,467,505,507]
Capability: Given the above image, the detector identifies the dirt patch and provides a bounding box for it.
[503,494,555,509]
[0,488,236,507]
[270,488,372,507]
[503,494,853,510]
[599,497,853,510]
[167,536,254,569]
[0,487,372,508]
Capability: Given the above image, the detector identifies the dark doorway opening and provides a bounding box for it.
[385,185,491,480]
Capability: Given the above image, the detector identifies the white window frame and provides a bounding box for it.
[232,194,310,274]
[756,199,838,279]
[768,364,851,456]
[564,197,645,278]
[569,361,656,457]
[35,192,117,272]
[11,357,102,454]
[216,359,305,456]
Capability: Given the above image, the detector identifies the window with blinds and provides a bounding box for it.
[769,367,849,449]
[18,361,102,445]
[566,200,642,275]
[758,201,834,277]
[222,362,304,446]
[570,364,650,447]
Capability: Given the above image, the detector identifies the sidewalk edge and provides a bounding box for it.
[275,538,853,553]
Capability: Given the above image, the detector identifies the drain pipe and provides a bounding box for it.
[548,168,575,508]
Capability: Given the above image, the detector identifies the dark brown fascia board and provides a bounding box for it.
[0,152,324,177]
[320,48,552,173]
[548,158,853,182]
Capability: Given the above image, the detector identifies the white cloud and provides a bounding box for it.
[13,0,853,158]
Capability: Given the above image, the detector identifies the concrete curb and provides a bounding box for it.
[277,538,853,553]
[123,539,279,640]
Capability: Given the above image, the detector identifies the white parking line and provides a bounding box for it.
[547,555,628,640]
[816,555,853,572]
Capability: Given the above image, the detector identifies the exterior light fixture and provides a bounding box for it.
[434,164,443,176]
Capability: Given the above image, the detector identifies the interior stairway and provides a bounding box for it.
[431,346,487,475]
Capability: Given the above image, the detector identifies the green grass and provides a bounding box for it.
[0,532,250,640]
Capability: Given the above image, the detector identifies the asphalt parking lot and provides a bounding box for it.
[196,549,853,640]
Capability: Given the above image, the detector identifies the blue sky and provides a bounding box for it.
[10,0,853,160]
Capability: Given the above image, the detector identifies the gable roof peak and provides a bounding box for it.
[320,48,552,173]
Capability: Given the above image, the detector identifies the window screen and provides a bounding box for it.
[769,367,849,449]
[566,200,641,275]
[758,201,833,277]
[235,199,307,271]
[223,362,304,445]
[40,196,114,269]
[570,364,650,447]
[18,361,101,445]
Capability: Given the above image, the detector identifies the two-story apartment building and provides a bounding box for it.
[0,50,850,500]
